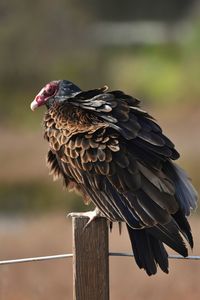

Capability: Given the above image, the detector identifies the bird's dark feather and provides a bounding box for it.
[43,83,197,275]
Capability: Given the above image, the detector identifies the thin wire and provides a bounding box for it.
[0,252,200,266]
[0,254,72,266]
[109,253,200,260]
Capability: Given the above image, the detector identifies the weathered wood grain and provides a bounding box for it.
[72,216,109,300]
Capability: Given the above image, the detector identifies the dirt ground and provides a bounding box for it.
[0,213,200,300]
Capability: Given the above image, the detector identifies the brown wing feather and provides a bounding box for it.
[41,84,197,275]
[43,88,194,229]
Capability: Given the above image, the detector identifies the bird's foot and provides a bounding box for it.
[67,208,103,229]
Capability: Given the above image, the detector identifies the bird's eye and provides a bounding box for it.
[47,87,53,93]
[44,84,57,97]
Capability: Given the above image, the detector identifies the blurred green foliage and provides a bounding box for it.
[103,27,200,105]
[0,1,200,127]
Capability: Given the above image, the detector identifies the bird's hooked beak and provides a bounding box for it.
[30,87,46,111]
[30,99,39,111]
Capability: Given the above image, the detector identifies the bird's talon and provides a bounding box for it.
[83,216,96,230]
[67,212,78,218]
[67,209,101,229]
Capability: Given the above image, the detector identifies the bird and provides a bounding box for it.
[30,79,198,275]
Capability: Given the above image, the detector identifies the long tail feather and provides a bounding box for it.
[126,225,169,275]
[172,210,193,248]
[147,221,188,257]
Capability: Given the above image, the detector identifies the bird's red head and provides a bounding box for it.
[31,80,82,111]
[30,81,59,111]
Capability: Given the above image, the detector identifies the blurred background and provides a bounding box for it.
[0,0,200,299]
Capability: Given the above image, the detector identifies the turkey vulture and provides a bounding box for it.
[31,80,197,275]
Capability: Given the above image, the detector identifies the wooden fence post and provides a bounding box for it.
[72,216,109,300]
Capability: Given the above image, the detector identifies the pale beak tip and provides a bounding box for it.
[30,99,38,111]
